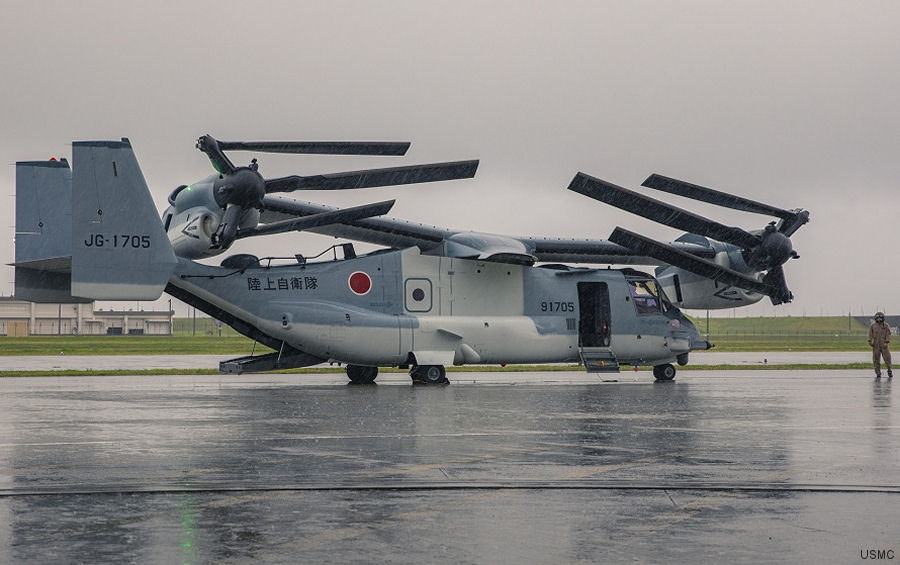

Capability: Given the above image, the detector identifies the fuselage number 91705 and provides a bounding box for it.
[540,301,575,313]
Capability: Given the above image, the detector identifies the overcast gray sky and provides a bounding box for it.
[2,1,898,317]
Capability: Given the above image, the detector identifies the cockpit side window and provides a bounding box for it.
[627,278,668,315]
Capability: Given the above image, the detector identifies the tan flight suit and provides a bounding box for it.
[868,320,892,376]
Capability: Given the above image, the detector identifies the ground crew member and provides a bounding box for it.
[868,312,892,378]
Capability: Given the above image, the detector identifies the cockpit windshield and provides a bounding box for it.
[627,278,671,315]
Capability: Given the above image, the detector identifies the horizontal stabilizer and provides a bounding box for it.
[15,265,90,304]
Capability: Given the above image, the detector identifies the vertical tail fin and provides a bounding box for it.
[14,158,87,302]
[70,139,176,299]
[14,138,177,302]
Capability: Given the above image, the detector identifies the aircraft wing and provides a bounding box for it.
[523,237,657,265]
[259,196,713,266]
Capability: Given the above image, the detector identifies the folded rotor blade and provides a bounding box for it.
[569,173,760,249]
[196,135,237,175]
[642,174,796,220]
[526,236,716,265]
[609,227,776,298]
[760,265,794,305]
[212,202,246,248]
[265,160,479,192]
[235,200,396,239]
[259,196,453,249]
[217,141,411,156]
[777,209,810,237]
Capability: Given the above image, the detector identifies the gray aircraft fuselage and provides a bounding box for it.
[170,246,703,369]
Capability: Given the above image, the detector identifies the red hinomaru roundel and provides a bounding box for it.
[348,271,372,295]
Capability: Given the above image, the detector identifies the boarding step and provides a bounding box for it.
[580,348,620,373]
[219,346,323,374]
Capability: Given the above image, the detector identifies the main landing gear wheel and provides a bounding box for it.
[653,364,676,381]
[410,365,448,385]
[346,364,378,384]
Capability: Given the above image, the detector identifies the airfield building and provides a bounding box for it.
[0,298,173,336]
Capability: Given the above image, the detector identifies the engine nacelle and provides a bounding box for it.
[166,206,222,259]
[656,266,764,310]
[655,234,763,310]
[162,177,260,259]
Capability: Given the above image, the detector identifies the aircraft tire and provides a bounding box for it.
[653,364,676,381]
[346,365,378,384]
[411,365,448,385]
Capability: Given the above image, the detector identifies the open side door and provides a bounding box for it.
[577,281,619,372]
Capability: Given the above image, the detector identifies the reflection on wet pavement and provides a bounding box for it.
[0,350,870,371]
[0,370,896,563]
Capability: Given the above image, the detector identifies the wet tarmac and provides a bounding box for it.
[0,350,871,371]
[0,370,897,563]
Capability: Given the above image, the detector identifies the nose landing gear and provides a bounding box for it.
[410,365,449,385]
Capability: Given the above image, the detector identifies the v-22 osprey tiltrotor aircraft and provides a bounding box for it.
[13,136,809,384]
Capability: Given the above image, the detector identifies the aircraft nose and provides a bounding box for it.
[677,313,713,351]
